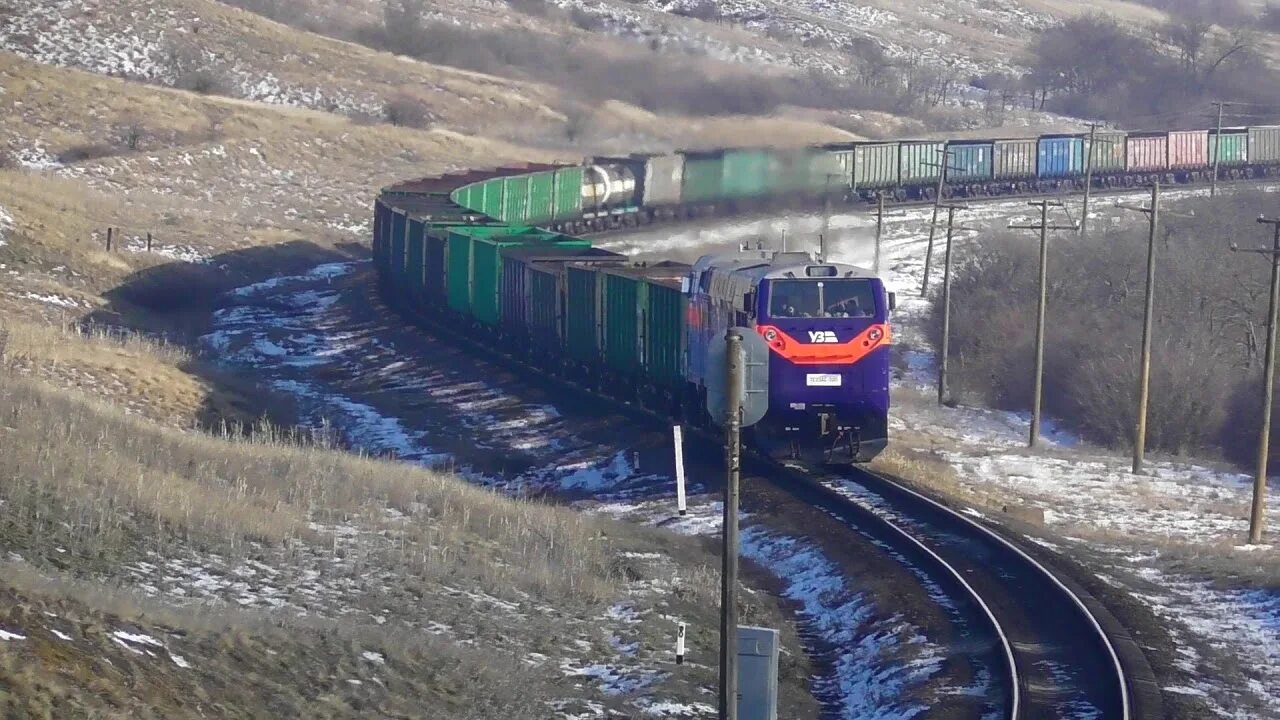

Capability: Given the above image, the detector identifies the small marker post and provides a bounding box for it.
[676,622,687,665]
[673,425,687,516]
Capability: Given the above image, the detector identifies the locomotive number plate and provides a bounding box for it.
[806,373,842,387]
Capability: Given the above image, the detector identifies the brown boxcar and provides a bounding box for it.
[1127,133,1169,172]
[1168,130,1209,170]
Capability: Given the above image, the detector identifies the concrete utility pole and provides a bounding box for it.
[874,192,886,275]
[921,148,963,297]
[1231,218,1280,545]
[1081,123,1101,238]
[1211,102,1230,198]
[1010,201,1077,448]
[719,329,744,720]
[936,203,968,406]
[1117,183,1162,474]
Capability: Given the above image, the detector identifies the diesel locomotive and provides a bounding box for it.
[685,251,892,462]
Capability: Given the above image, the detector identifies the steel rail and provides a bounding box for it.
[835,465,1132,720]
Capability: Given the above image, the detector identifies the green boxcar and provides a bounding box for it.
[446,226,527,316]
[643,277,687,390]
[501,175,531,225]
[1088,132,1128,173]
[390,210,408,292]
[681,151,726,203]
[566,265,602,363]
[467,178,504,218]
[473,232,590,327]
[406,218,426,301]
[721,149,773,198]
[1209,130,1248,166]
[993,139,1037,179]
[809,150,847,195]
[945,142,993,183]
[552,166,584,221]
[1249,126,1280,164]
[598,264,691,384]
[822,144,856,190]
[602,271,641,374]
[424,221,502,304]
[899,141,945,185]
[853,143,900,190]
[455,227,590,326]
[524,170,556,224]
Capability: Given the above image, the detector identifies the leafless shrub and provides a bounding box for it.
[57,142,118,164]
[162,39,236,96]
[1263,3,1280,31]
[115,118,147,151]
[930,191,1280,464]
[567,6,608,31]
[505,0,551,17]
[562,102,593,143]
[671,0,720,21]
[1027,13,1278,126]
[382,94,432,129]
[1133,0,1252,27]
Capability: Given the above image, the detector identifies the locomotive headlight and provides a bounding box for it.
[868,327,883,342]
[763,328,778,342]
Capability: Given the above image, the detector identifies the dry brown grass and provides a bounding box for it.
[0,564,544,719]
[0,319,237,426]
[0,368,621,604]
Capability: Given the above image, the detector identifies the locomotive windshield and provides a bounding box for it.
[769,279,876,318]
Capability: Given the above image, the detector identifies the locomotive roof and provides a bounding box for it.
[693,250,875,282]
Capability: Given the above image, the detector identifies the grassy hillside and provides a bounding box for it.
[0,356,815,717]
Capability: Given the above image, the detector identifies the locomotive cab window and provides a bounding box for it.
[769,279,876,318]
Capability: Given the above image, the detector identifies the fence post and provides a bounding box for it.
[106,227,113,252]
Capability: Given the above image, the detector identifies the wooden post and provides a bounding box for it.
[146,232,153,252]
[106,227,113,252]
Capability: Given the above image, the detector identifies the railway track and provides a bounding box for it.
[366,164,1252,716]
[769,459,1160,720]
[364,270,1162,719]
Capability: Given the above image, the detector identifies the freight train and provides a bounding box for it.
[374,124,1280,462]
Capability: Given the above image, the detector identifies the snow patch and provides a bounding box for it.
[18,292,84,309]
[740,528,946,718]
[0,204,12,247]
[0,629,26,641]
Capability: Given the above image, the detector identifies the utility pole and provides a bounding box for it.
[936,203,968,406]
[719,328,744,720]
[1117,183,1162,474]
[1231,218,1280,544]
[874,192,886,275]
[1081,123,1101,238]
[921,148,963,297]
[1211,102,1230,198]
[1010,201,1077,448]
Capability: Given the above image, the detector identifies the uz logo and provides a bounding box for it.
[808,330,838,343]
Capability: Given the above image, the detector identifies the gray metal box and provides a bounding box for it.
[737,625,779,720]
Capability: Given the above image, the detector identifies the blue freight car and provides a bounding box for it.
[1038,136,1086,178]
